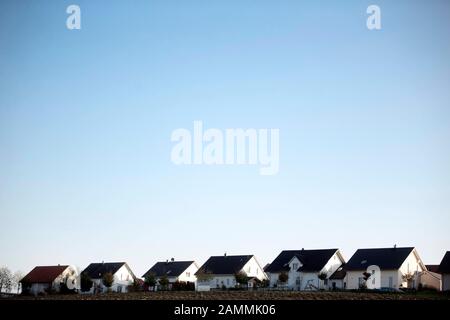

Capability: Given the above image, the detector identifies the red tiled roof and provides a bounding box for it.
[21,265,69,283]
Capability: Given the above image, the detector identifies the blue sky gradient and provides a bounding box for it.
[1,0,450,275]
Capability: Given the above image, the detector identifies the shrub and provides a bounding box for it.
[278,272,289,284]
[102,272,114,291]
[172,281,195,291]
[234,271,248,287]
[80,273,93,292]
[127,279,143,292]
[159,275,169,290]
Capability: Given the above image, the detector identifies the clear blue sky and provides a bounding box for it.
[1,0,449,276]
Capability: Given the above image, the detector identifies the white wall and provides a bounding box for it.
[346,270,400,290]
[267,272,279,287]
[419,271,441,291]
[177,263,198,283]
[241,256,268,281]
[111,264,134,292]
[29,283,51,295]
[398,250,425,289]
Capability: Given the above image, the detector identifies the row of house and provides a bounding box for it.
[19,247,450,295]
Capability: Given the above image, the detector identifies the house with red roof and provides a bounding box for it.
[20,265,78,295]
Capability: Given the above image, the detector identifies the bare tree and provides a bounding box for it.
[0,266,13,293]
[13,271,23,294]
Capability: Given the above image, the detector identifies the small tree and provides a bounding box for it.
[278,272,289,286]
[402,272,414,288]
[234,271,248,288]
[0,266,13,293]
[102,272,114,292]
[80,273,93,292]
[359,271,371,290]
[144,272,157,290]
[159,275,169,290]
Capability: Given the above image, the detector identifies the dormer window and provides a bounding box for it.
[292,263,298,271]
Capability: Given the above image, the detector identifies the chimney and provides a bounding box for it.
[171,257,175,262]
[224,252,227,257]
[394,244,397,249]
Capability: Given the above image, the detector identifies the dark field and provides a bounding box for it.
[5,290,450,300]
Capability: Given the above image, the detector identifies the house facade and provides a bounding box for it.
[20,265,78,295]
[438,251,450,291]
[345,247,426,290]
[142,259,198,289]
[195,254,267,291]
[264,249,345,290]
[81,262,136,293]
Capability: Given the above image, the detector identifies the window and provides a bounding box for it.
[324,279,328,286]
[226,279,230,286]
[186,272,190,277]
[292,263,298,271]
[117,286,122,293]
[295,277,301,285]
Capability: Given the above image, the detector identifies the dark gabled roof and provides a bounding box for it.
[195,255,253,275]
[142,261,194,278]
[438,251,450,274]
[82,262,128,279]
[425,265,440,273]
[265,249,339,273]
[346,247,414,271]
[21,265,69,284]
[329,265,347,280]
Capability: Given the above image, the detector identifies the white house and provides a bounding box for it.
[264,249,345,290]
[20,265,79,295]
[438,251,450,291]
[345,246,426,290]
[81,262,136,293]
[195,254,267,291]
[142,259,198,289]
